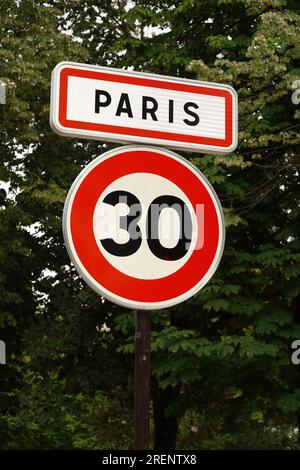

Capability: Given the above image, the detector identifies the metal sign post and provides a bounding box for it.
[134,311,151,450]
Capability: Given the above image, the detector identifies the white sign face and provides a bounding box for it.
[63,146,225,310]
[93,172,199,280]
[50,62,238,155]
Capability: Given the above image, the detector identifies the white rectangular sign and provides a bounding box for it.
[50,61,238,155]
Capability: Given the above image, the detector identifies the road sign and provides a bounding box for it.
[51,61,238,155]
[63,146,225,310]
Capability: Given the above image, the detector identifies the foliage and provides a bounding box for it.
[0,0,300,450]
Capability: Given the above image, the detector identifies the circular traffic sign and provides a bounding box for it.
[63,146,225,310]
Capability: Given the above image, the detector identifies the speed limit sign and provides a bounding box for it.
[63,146,225,310]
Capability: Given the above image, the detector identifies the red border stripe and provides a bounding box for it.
[58,67,233,148]
[70,149,220,302]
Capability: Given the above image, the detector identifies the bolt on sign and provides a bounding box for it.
[50,62,238,155]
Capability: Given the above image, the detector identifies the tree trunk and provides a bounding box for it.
[152,379,181,450]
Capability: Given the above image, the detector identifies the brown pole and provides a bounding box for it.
[134,310,151,450]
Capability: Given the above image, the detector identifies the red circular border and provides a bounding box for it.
[69,149,220,303]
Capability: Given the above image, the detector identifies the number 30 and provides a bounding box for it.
[100,191,193,261]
